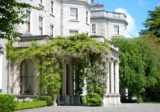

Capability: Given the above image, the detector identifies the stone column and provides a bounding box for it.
[115,61,119,94]
[107,62,110,94]
[111,60,114,94]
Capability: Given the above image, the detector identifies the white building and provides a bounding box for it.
[0,0,128,105]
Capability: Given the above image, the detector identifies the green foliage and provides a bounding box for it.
[15,100,47,110]
[140,6,160,37]
[36,96,53,106]
[7,34,110,104]
[112,37,158,102]
[83,93,103,106]
[0,94,15,112]
[0,0,39,39]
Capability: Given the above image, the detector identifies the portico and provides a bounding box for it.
[103,45,121,105]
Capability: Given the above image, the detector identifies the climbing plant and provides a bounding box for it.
[7,34,110,101]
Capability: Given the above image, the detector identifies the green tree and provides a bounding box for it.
[140,6,160,37]
[0,0,35,39]
[112,37,158,102]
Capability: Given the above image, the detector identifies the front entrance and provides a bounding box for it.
[58,59,81,105]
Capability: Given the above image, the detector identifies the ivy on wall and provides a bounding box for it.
[7,34,110,100]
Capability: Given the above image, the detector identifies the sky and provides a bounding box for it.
[94,0,160,37]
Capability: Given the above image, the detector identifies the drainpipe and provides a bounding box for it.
[60,0,64,36]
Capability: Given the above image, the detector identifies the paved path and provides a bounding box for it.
[18,104,160,112]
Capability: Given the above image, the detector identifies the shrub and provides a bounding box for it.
[16,100,47,110]
[82,93,103,106]
[36,96,53,106]
[0,94,15,112]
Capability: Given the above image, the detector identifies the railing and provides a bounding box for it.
[73,0,91,4]
[91,10,126,20]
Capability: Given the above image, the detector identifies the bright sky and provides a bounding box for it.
[94,0,160,37]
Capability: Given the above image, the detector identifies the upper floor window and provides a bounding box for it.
[69,30,78,36]
[40,0,43,4]
[86,11,89,24]
[50,25,54,36]
[70,8,78,20]
[39,16,43,35]
[26,10,31,33]
[92,24,96,34]
[114,25,119,35]
[51,1,54,14]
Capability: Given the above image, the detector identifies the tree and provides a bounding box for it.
[140,6,160,37]
[112,37,158,102]
[0,0,36,39]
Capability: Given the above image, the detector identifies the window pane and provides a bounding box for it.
[26,10,30,32]
[39,17,43,35]
[114,26,119,35]
[92,24,96,34]
[70,8,78,20]
[51,1,54,14]
[69,30,78,35]
[50,25,54,36]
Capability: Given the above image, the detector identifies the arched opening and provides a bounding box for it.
[20,59,35,95]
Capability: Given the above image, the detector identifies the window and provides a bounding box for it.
[70,8,78,20]
[86,11,89,24]
[40,0,43,4]
[39,16,43,35]
[114,26,119,35]
[92,24,96,34]
[51,1,54,14]
[50,25,54,36]
[69,30,78,35]
[26,10,31,32]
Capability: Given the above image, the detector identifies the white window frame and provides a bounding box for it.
[51,1,54,15]
[91,24,97,34]
[70,8,78,20]
[39,16,43,35]
[113,25,119,35]
[50,25,54,36]
[86,11,89,24]
[69,30,79,36]
[26,10,31,33]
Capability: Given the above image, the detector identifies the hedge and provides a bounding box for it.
[36,96,53,106]
[0,94,15,112]
[16,100,47,110]
[82,93,103,106]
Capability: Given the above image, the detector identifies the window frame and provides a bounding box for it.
[69,30,79,36]
[51,1,54,15]
[91,24,97,34]
[26,10,31,33]
[50,25,54,36]
[86,11,89,24]
[39,16,43,35]
[70,8,78,20]
[113,25,119,35]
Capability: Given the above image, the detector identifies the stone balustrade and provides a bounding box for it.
[91,10,126,20]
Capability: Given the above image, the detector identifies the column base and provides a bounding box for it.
[103,94,121,106]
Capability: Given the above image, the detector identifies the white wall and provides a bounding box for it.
[16,0,61,36]
[16,0,91,37]
[0,39,9,94]
[91,18,127,40]
[0,53,2,90]
[62,3,90,36]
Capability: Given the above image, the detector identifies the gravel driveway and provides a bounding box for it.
[18,104,160,112]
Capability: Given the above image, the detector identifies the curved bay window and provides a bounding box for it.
[20,59,35,95]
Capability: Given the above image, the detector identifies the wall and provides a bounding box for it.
[0,39,9,94]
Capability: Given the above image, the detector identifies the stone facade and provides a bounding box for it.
[0,0,128,106]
